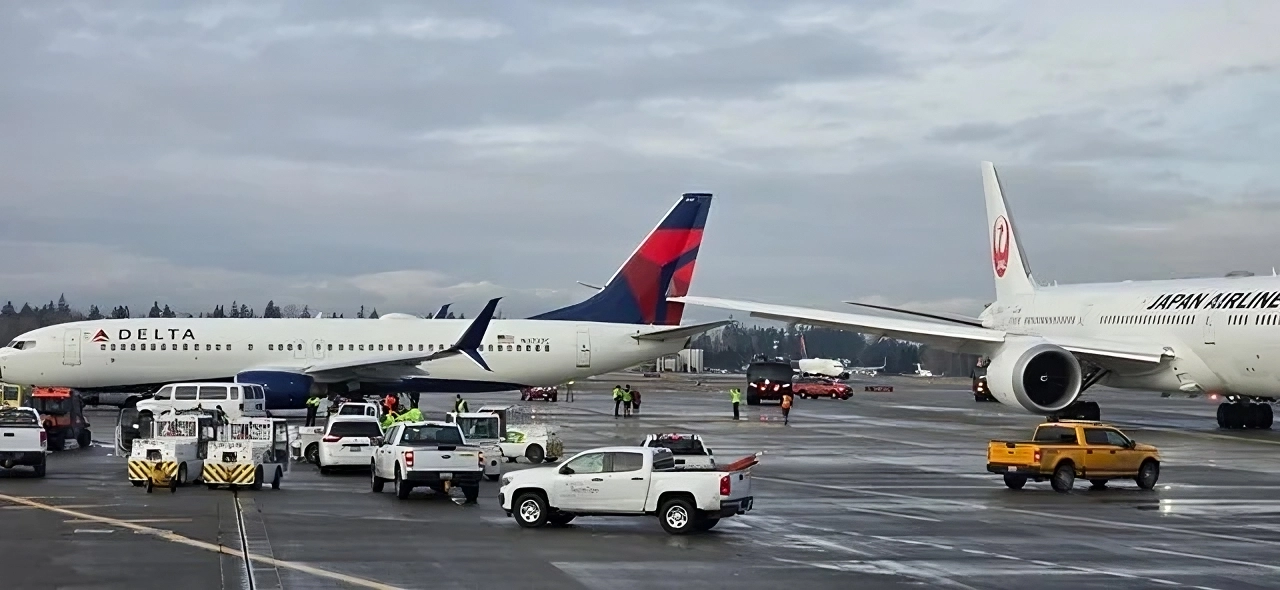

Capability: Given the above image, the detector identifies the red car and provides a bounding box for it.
[520,386,558,402]
[794,378,852,400]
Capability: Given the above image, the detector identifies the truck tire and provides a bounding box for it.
[485,473,500,481]
[514,492,549,528]
[271,468,282,490]
[1050,463,1075,493]
[462,484,480,504]
[525,444,544,464]
[1002,474,1026,489]
[77,429,92,449]
[693,517,719,531]
[658,497,696,535]
[304,444,319,465]
[32,459,46,478]
[250,466,263,491]
[371,464,385,493]
[1135,459,1159,490]
[395,466,413,499]
[177,463,188,486]
[746,394,760,406]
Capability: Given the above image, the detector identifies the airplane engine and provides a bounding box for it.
[985,338,1082,414]
[236,370,315,410]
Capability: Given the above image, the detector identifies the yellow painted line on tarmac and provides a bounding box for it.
[0,494,404,590]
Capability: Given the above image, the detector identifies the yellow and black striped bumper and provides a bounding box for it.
[128,460,177,482]
[201,463,256,485]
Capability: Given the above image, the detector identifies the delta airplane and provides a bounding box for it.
[674,162,1277,431]
[0,193,728,410]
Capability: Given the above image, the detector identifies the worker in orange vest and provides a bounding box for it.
[780,392,793,426]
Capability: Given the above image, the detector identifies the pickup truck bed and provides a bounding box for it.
[372,421,484,503]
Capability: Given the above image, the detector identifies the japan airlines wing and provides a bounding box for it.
[670,296,1167,364]
[303,297,501,378]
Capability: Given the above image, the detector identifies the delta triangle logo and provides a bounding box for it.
[91,329,109,343]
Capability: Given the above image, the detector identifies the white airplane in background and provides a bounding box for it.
[0,193,728,411]
[849,357,887,377]
[907,363,936,378]
[674,162,1278,431]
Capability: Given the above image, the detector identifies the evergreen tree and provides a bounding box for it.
[240,304,252,318]
[1,301,14,316]
[263,301,281,318]
[161,305,176,318]
[148,301,163,318]
[369,308,379,319]
[357,305,365,319]
[229,301,240,318]
[56,294,70,314]
[87,305,103,320]
[457,313,465,319]
[110,305,130,319]
[300,305,311,318]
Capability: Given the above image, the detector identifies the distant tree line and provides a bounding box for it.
[0,295,477,345]
[691,323,981,376]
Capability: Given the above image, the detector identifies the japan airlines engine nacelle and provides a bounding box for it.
[985,338,1083,414]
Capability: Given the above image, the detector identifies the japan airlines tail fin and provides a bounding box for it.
[531,192,712,325]
[983,161,1036,301]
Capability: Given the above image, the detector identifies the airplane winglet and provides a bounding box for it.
[450,298,500,371]
[434,303,452,319]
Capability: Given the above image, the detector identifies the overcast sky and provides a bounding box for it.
[1,1,1278,321]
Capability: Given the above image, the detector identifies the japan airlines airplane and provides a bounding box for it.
[673,162,1277,431]
[0,193,728,410]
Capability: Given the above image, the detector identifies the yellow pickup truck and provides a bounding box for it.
[986,420,1161,493]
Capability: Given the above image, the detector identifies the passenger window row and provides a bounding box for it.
[102,343,233,352]
[1100,314,1196,325]
[101,341,553,353]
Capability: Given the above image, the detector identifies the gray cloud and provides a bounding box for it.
[1,1,1279,321]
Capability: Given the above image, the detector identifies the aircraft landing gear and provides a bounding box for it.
[1216,401,1273,430]
[1055,400,1101,422]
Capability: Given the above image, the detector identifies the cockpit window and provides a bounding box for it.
[9,341,35,350]
[4,341,15,349]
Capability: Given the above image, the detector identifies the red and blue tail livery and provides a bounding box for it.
[531,193,712,325]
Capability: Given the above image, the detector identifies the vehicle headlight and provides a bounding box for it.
[500,474,513,486]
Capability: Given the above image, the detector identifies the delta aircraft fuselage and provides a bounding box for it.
[0,317,687,400]
[981,275,1280,397]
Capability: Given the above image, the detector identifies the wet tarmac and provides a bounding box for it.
[3,374,1279,589]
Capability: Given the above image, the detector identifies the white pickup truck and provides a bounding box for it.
[500,446,755,535]
[370,421,484,503]
[0,407,47,477]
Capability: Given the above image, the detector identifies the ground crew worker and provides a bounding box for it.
[383,394,397,415]
[400,406,423,423]
[304,393,321,427]
[780,391,793,425]
[621,385,633,418]
[631,388,641,415]
[730,387,742,420]
[454,394,469,413]
[612,385,624,417]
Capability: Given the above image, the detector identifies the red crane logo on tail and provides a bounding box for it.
[992,215,1010,278]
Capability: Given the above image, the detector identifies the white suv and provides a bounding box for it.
[317,416,383,474]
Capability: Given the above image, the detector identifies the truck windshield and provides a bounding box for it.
[0,409,37,426]
[456,417,499,439]
[401,425,463,445]
[328,421,383,438]
[30,397,72,415]
[747,362,794,383]
[337,405,371,416]
[646,437,706,455]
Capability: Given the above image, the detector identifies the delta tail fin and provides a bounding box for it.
[982,161,1036,301]
[531,193,712,325]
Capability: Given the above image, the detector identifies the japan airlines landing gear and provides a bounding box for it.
[1055,400,1101,422]
[1216,399,1274,430]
